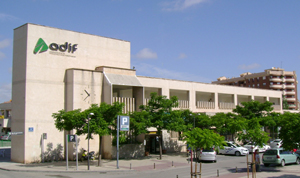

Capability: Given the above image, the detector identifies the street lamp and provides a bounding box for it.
[87,112,94,170]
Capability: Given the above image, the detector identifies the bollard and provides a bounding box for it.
[154,163,156,169]
[236,166,237,173]
[172,161,174,167]
[217,169,219,177]
[130,163,131,170]
[176,175,178,178]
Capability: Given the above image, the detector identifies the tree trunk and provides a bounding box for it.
[159,135,162,160]
[98,136,103,166]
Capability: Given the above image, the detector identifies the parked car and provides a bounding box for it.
[197,148,217,162]
[243,142,270,153]
[218,141,249,156]
[270,139,282,148]
[0,134,11,140]
[262,148,300,167]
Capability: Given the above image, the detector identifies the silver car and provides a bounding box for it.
[197,148,217,162]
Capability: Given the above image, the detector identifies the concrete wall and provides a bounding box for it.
[111,144,145,159]
[11,23,130,163]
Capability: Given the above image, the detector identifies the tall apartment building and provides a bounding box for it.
[212,67,298,110]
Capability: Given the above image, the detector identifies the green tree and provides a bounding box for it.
[139,92,182,159]
[278,112,300,150]
[232,100,273,146]
[52,102,124,166]
[282,95,289,110]
[211,112,246,141]
[183,128,224,153]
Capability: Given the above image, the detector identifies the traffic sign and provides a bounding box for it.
[119,116,130,131]
[68,135,76,142]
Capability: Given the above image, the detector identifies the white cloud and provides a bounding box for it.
[0,83,12,103]
[238,63,261,70]
[0,39,11,49]
[0,13,19,21]
[134,48,158,59]
[134,63,211,83]
[178,53,187,59]
[162,0,208,11]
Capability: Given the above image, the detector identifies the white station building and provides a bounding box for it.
[11,23,283,163]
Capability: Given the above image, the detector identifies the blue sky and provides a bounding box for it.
[1,0,300,103]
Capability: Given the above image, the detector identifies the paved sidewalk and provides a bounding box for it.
[1,147,300,177]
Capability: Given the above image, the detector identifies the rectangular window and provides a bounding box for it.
[257,84,259,87]
[263,76,266,80]
[253,84,255,87]
[263,83,266,86]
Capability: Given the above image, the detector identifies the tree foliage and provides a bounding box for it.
[278,112,300,150]
[232,100,273,146]
[139,92,181,159]
[183,128,224,150]
[52,102,124,166]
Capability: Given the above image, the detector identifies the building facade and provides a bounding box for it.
[0,100,11,137]
[11,23,283,163]
[212,67,298,110]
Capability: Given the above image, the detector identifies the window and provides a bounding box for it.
[263,83,266,86]
[277,82,281,84]
[270,82,273,85]
[253,84,255,87]
[257,77,259,81]
[257,84,259,87]
[263,76,266,80]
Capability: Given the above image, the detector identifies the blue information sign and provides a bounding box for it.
[28,127,34,132]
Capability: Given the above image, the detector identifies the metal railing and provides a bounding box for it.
[113,97,135,114]
[196,101,215,109]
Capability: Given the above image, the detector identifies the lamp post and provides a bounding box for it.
[87,112,94,170]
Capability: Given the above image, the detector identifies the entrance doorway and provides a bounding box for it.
[145,135,161,154]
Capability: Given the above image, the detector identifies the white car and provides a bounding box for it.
[270,139,282,148]
[218,142,249,156]
[197,148,217,162]
[243,142,270,153]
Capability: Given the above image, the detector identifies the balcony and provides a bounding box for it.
[289,104,296,108]
[196,101,215,109]
[113,97,135,114]
[285,91,295,95]
[285,85,295,89]
[270,84,284,89]
[285,78,295,82]
[272,104,281,111]
[270,78,282,82]
[286,98,296,101]
[219,102,235,110]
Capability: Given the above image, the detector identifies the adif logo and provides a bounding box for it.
[33,38,78,54]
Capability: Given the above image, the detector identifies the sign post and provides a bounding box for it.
[66,134,76,170]
[117,115,130,169]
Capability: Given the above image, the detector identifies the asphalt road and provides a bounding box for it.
[0,154,252,178]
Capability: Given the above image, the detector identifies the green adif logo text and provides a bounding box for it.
[34,38,78,54]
